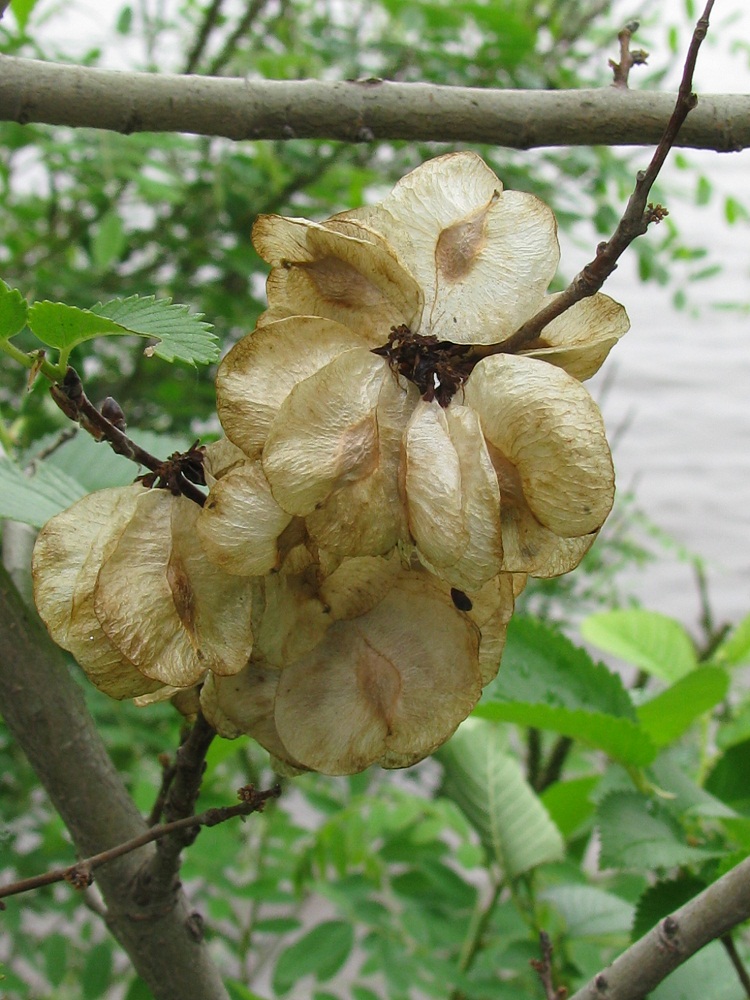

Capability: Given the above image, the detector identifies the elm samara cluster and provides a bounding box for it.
[33,153,628,775]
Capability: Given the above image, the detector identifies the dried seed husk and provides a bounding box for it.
[94,490,255,687]
[197,461,292,576]
[465,353,615,540]
[32,485,163,699]
[273,574,481,775]
[217,316,373,459]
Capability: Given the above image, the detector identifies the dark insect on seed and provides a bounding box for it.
[450,588,472,612]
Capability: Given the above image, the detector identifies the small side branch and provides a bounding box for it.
[49,366,207,506]
[609,21,649,89]
[141,712,219,898]
[474,0,714,360]
[531,932,568,1000]
[0,783,280,906]
[569,854,750,1000]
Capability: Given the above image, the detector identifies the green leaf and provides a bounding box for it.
[637,668,729,748]
[705,739,750,811]
[116,5,133,34]
[91,211,127,270]
[9,0,40,30]
[716,700,750,752]
[273,921,354,994]
[542,884,634,938]
[82,941,113,999]
[580,609,697,681]
[0,280,29,341]
[123,979,156,1000]
[632,875,706,940]
[724,195,749,225]
[476,617,655,766]
[439,718,564,878]
[27,300,128,349]
[696,175,712,205]
[26,296,218,366]
[649,754,736,818]
[597,791,724,871]
[0,457,87,527]
[540,776,599,839]
[91,296,218,364]
[43,934,68,988]
[712,613,750,668]
[226,983,269,1000]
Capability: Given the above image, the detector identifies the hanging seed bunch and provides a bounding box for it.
[33,153,628,775]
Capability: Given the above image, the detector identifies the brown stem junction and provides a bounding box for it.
[49,366,207,506]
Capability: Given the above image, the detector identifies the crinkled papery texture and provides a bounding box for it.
[465,573,518,685]
[463,354,614,575]
[197,460,293,576]
[262,349,406,532]
[319,552,402,621]
[340,151,559,345]
[522,292,630,381]
[216,316,375,460]
[404,400,503,591]
[304,365,417,557]
[32,485,163,699]
[94,490,255,687]
[252,214,422,336]
[273,574,482,775]
[202,437,247,486]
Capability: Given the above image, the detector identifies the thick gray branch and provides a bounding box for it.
[569,855,750,999]
[0,55,748,150]
[0,563,230,1000]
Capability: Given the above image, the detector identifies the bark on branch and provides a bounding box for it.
[0,563,230,1000]
[0,54,748,150]
[569,855,750,999]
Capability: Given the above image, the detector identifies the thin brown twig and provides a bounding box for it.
[609,20,649,89]
[49,366,207,506]
[530,931,568,1000]
[537,736,574,793]
[206,0,267,75]
[137,712,220,902]
[470,0,714,362]
[0,783,281,906]
[721,934,750,998]
[184,0,226,74]
[146,752,178,827]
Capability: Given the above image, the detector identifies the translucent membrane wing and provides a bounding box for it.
[200,666,301,767]
[404,401,503,590]
[444,405,504,590]
[253,214,423,334]
[319,553,401,621]
[252,545,330,668]
[466,573,517,686]
[197,461,292,576]
[202,437,248,486]
[32,485,162,699]
[216,315,373,459]
[464,354,614,540]
[404,401,466,569]
[346,152,560,344]
[94,491,254,686]
[522,292,630,381]
[304,366,417,557]
[262,349,387,516]
[273,575,481,775]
